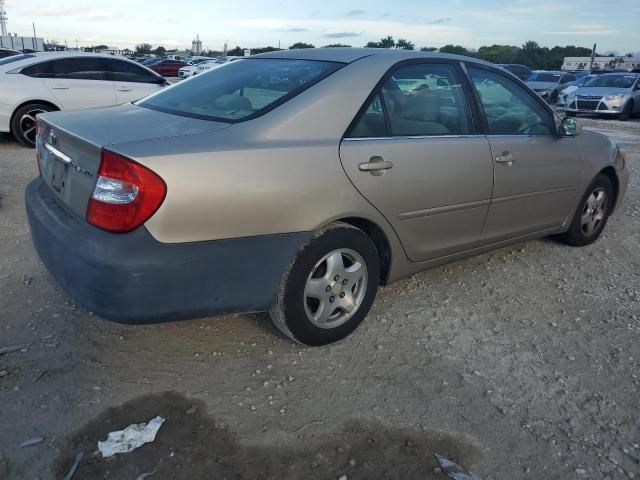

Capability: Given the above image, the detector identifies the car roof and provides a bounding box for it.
[253,47,496,67]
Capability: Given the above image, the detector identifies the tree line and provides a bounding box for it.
[134,37,635,70]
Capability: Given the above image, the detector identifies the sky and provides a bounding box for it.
[5,0,640,54]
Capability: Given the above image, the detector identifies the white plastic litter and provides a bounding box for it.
[98,416,165,458]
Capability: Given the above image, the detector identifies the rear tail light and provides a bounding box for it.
[86,149,167,233]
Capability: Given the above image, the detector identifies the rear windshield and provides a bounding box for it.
[137,58,343,122]
[583,74,637,88]
[528,72,561,82]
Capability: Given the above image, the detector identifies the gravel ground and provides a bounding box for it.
[0,117,638,480]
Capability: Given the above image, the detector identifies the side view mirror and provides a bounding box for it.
[559,116,582,136]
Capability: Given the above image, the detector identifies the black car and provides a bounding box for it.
[496,64,532,81]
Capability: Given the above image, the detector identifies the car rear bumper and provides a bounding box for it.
[26,177,311,323]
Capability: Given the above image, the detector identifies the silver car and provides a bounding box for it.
[26,49,629,345]
[526,70,577,104]
[564,73,640,120]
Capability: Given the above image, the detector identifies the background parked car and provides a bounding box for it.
[496,64,532,81]
[0,52,168,147]
[178,57,214,79]
[149,59,188,77]
[526,70,576,103]
[564,73,640,120]
[194,56,240,75]
[557,75,596,107]
[0,47,21,59]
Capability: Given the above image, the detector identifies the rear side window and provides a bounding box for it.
[347,63,472,138]
[22,57,111,80]
[105,59,160,83]
[137,58,343,122]
[469,67,554,136]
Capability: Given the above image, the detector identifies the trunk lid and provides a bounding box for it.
[36,103,230,220]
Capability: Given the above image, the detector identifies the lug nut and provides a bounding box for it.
[329,296,335,303]
[326,285,331,292]
[340,292,345,298]
[334,275,340,281]
[342,279,348,285]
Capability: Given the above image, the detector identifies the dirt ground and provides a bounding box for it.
[0,117,639,480]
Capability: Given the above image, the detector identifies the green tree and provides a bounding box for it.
[323,43,351,48]
[365,41,380,48]
[135,43,153,55]
[439,44,472,56]
[289,42,315,49]
[227,46,244,56]
[476,44,519,64]
[420,47,438,52]
[252,46,281,54]
[153,46,166,56]
[379,36,395,48]
[395,39,415,50]
[91,44,109,50]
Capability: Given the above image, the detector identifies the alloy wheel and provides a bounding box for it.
[19,108,46,145]
[303,248,368,329]
[581,187,607,237]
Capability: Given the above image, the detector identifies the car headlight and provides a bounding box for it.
[605,93,625,101]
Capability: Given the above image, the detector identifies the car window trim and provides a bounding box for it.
[344,58,482,140]
[462,62,559,137]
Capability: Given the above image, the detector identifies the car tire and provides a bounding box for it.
[269,223,380,346]
[558,173,613,247]
[11,103,54,148]
[618,100,633,121]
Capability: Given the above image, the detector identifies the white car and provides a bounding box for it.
[0,52,168,147]
[194,56,241,75]
[177,57,214,79]
[556,75,596,108]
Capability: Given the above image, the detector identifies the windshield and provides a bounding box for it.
[528,72,561,82]
[583,74,637,88]
[138,58,343,123]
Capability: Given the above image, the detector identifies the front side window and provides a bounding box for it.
[137,58,342,122]
[469,67,554,136]
[381,63,472,136]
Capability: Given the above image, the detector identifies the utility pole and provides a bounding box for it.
[0,0,8,37]
[589,43,596,73]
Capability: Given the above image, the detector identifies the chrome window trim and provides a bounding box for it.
[343,134,486,142]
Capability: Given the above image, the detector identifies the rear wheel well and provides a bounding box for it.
[10,100,60,134]
[599,166,619,211]
[337,217,391,285]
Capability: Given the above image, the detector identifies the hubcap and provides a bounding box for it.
[581,187,607,237]
[19,109,46,145]
[303,249,368,329]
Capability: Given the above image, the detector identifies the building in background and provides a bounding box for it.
[562,56,640,72]
[192,35,202,55]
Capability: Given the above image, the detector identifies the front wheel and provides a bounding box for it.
[558,174,613,246]
[11,103,54,148]
[618,100,633,121]
[269,223,380,346]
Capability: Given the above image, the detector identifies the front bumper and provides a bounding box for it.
[564,97,627,115]
[26,178,311,323]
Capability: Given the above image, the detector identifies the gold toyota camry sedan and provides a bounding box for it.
[26,48,629,345]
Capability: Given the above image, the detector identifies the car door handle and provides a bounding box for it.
[116,87,133,92]
[50,85,69,90]
[495,152,516,166]
[358,156,394,176]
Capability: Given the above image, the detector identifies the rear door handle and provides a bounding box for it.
[116,87,133,92]
[50,85,70,90]
[495,152,516,166]
[358,156,394,176]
